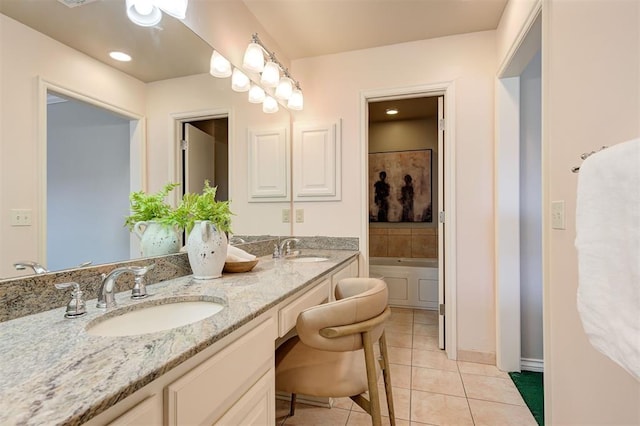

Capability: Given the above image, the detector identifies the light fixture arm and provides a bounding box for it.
[249,33,302,91]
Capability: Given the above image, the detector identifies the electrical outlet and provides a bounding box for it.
[295,209,304,223]
[551,201,565,230]
[282,208,291,223]
[10,209,32,226]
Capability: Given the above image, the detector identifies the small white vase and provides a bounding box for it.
[187,220,228,279]
[133,221,181,257]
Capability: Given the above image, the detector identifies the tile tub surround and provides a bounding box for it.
[0,249,358,426]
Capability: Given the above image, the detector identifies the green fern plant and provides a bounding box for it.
[176,180,233,234]
[124,183,181,230]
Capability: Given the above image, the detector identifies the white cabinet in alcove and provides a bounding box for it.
[293,120,342,201]
[248,127,290,202]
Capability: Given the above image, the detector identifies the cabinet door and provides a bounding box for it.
[215,369,275,426]
[107,394,162,426]
[248,127,290,201]
[166,317,275,425]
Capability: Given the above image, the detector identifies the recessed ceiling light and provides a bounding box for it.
[109,51,132,62]
[386,108,399,115]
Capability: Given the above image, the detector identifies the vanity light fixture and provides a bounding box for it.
[231,68,250,92]
[260,60,280,88]
[287,87,304,110]
[248,84,266,103]
[109,51,132,62]
[209,33,304,113]
[125,0,188,27]
[210,50,232,78]
[263,96,279,114]
[386,108,399,115]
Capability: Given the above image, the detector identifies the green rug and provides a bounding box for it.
[509,371,544,426]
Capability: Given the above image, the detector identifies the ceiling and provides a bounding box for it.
[0,0,211,82]
[242,0,509,60]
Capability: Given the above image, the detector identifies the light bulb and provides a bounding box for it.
[231,68,250,92]
[275,77,293,100]
[126,0,162,27]
[210,51,231,78]
[133,0,153,15]
[263,96,279,113]
[260,61,280,88]
[287,89,304,110]
[248,85,266,103]
[243,43,264,73]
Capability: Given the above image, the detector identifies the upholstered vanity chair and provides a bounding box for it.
[275,277,395,426]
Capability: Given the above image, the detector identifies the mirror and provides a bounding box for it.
[0,0,292,278]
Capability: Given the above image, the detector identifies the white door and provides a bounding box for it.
[184,123,216,193]
[437,96,445,350]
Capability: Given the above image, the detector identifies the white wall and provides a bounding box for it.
[543,0,640,423]
[0,14,146,278]
[519,51,542,362]
[291,32,497,357]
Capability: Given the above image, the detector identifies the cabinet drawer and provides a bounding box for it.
[107,394,162,426]
[278,279,330,337]
[166,317,275,426]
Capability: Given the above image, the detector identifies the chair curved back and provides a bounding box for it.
[296,277,389,352]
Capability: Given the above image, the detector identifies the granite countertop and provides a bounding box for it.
[0,249,358,426]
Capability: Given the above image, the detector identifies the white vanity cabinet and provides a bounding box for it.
[89,314,277,426]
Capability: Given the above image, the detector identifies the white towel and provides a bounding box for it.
[575,137,640,381]
[226,245,256,262]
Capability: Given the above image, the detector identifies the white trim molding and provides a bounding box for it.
[521,357,544,373]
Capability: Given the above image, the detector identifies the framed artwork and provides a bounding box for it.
[369,149,432,223]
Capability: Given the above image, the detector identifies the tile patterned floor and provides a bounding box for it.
[276,307,537,426]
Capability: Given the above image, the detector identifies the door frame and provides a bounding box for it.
[495,6,542,372]
[37,78,145,264]
[360,82,458,359]
[169,108,231,206]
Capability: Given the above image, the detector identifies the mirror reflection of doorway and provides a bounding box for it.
[181,118,228,200]
[46,91,132,270]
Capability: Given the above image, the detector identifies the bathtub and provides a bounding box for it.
[369,257,439,309]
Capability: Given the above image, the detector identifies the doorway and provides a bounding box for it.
[39,80,144,271]
[495,12,543,373]
[361,83,457,358]
[180,117,229,200]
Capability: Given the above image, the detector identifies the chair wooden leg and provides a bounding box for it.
[363,331,382,426]
[289,393,296,416]
[380,331,396,426]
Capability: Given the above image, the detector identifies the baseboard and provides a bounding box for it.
[457,349,496,365]
[520,357,544,372]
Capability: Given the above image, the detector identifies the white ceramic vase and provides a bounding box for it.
[187,220,228,279]
[133,221,181,257]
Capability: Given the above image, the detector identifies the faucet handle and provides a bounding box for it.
[131,263,155,276]
[54,282,87,318]
[130,264,154,300]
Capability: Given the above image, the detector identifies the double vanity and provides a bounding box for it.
[0,248,359,425]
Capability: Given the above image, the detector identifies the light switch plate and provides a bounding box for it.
[282,208,291,223]
[551,201,565,230]
[295,209,304,223]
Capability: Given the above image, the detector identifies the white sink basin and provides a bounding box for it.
[86,300,224,337]
[286,256,329,263]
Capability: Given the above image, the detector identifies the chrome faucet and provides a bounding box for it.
[14,261,49,274]
[274,238,300,258]
[97,264,155,309]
